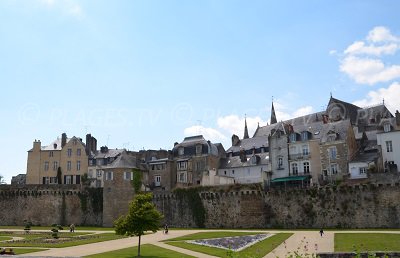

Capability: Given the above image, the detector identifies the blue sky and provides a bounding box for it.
[1,0,400,182]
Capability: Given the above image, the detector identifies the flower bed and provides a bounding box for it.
[186,233,273,252]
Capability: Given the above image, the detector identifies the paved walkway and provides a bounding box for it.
[4,229,400,257]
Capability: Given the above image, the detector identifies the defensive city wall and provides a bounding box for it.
[1,183,400,228]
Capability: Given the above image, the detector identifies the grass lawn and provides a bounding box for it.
[335,233,400,252]
[0,236,12,241]
[166,232,292,258]
[2,232,125,248]
[0,226,115,231]
[85,244,195,258]
[11,248,49,255]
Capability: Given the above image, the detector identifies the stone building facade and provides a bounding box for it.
[26,133,89,185]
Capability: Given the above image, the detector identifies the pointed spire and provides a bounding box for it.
[270,101,277,124]
[243,115,249,139]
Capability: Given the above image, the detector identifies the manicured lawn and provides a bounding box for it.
[11,248,49,255]
[0,236,12,241]
[3,232,125,248]
[85,244,195,258]
[166,232,292,258]
[164,231,265,242]
[0,226,115,231]
[335,233,400,251]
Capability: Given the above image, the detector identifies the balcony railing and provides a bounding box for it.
[289,153,310,160]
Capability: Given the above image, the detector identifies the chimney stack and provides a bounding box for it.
[231,134,240,146]
[61,133,67,148]
[322,115,329,124]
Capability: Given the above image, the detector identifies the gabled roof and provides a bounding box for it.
[226,136,268,153]
[106,151,138,169]
[40,138,71,151]
[93,149,124,159]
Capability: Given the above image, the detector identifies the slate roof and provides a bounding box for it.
[106,151,138,169]
[40,138,71,151]
[173,135,219,156]
[220,153,270,169]
[227,136,268,153]
[93,149,124,159]
[350,150,379,163]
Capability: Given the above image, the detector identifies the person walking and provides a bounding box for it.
[319,228,324,237]
[164,224,168,234]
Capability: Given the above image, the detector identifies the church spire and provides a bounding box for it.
[271,101,277,124]
[243,115,249,139]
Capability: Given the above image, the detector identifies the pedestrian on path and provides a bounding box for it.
[319,228,324,237]
[164,224,168,234]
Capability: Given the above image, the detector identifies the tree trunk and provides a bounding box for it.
[138,234,141,257]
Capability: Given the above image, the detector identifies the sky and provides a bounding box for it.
[1,0,400,183]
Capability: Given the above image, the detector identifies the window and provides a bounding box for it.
[67,161,72,171]
[105,171,113,181]
[178,172,187,183]
[386,141,393,152]
[77,149,81,156]
[177,161,187,170]
[359,167,367,174]
[96,170,102,177]
[301,131,309,141]
[384,123,391,133]
[124,171,133,180]
[77,161,81,171]
[328,134,337,142]
[232,170,235,174]
[49,151,54,157]
[224,171,227,175]
[330,164,338,175]
[155,175,161,187]
[303,162,310,174]
[329,147,337,160]
[302,145,309,156]
[53,161,58,171]
[50,177,57,184]
[251,155,257,164]
[44,162,49,171]
[278,157,283,168]
[89,159,94,166]
[196,145,202,155]
[178,147,184,156]
[65,175,72,184]
[292,163,298,175]
[290,146,296,154]
[43,177,50,184]
[67,148,72,157]
[290,133,296,143]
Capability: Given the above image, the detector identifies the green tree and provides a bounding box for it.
[0,174,6,184]
[114,193,163,257]
[57,167,62,184]
[131,168,142,193]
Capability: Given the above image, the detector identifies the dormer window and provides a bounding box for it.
[301,131,309,141]
[384,123,391,133]
[290,133,296,143]
[196,145,202,155]
[251,155,257,165]
[178,147,184,156]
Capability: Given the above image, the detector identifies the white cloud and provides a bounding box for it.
[340,56,400,85]
[344,41,399,56]
[293,106,314,118]
[367,26,399,43]
[339,26,400,85]
[184,126,227,143]
[353,82,400,113]
[217,115,267,138]
[329,50,337,55]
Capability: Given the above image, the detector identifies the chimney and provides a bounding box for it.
[396,110,400,126]
[61,133,67,148]
[100,146,108,153]
[231,134,240,146]
[322,115,329,124]
[33,140,41,151]
[53,143,57,149]
[239,149,247,163]
[174,142,178,147]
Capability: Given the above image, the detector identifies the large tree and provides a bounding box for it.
[114,193,163,257]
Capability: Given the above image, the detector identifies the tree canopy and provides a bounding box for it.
[114,192,163,257]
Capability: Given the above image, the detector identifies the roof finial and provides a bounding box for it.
[383,98,385,105]
[243,114,249,139]
[330,92,332,98]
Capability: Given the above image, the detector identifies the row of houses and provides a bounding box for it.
[21,96,400,191]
